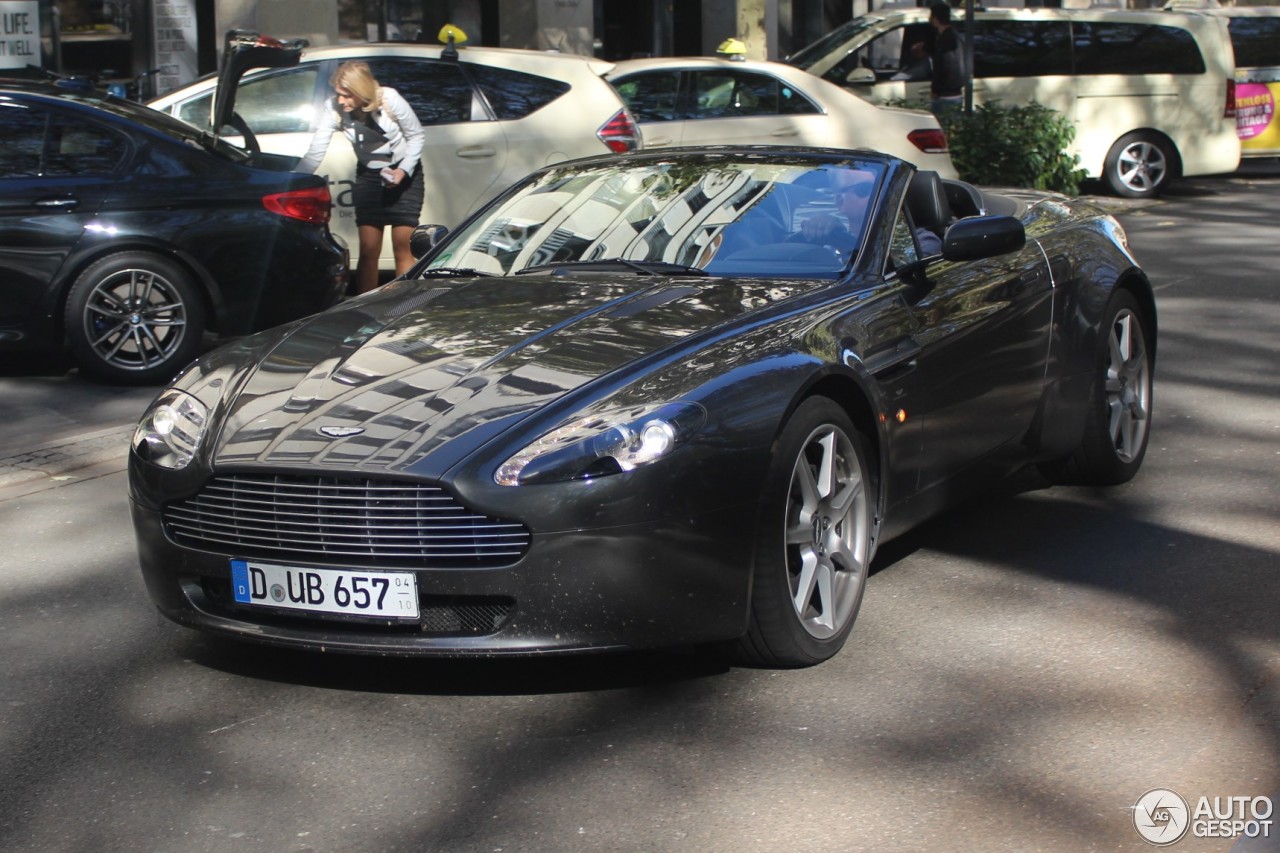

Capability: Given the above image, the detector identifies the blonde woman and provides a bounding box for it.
[298,61,425,294]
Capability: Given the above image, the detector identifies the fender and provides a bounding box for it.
[41,235,227,344]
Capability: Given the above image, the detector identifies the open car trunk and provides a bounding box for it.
[210,30,307,160]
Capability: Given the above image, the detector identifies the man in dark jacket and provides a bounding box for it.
[929,3,964,115]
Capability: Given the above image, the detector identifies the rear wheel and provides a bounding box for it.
[64,251,205,385]
[1104,132,1175,198]
[1041,290,1153,485]
[735,397,877,668]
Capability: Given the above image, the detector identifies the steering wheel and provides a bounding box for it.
[784,226,851,264]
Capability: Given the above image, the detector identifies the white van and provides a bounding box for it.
[1177,5,1280,157]
[788,7,1241,197]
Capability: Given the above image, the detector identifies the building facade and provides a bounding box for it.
[22,0,1246,98]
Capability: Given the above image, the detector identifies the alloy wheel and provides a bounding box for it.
[81,267,190,374]
[784,424,870,640]
[1105,307,1151,463]
[1116,141,1168,196]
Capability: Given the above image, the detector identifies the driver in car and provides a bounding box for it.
[800,168,942,257]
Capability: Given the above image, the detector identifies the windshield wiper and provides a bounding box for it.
[517,259,707,277]
[417,267,495,278]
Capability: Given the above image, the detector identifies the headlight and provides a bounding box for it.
[132,389,211,470]
[495,402,706,486]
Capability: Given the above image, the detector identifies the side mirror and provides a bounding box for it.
[942,215,1026,262]
[410,224,450,259]
[845,67,876,86]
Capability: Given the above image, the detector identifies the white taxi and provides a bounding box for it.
[150,39,641,272]
[608,56,956,178]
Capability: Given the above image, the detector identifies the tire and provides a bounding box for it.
[1041,290,1153,485]
[1104,132,1175,199]
[735,397,877,668]
[64,251,205,385]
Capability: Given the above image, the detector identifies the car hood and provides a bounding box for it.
[210,275,813,476]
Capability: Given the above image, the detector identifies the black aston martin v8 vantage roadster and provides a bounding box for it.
[129,147,1155,667]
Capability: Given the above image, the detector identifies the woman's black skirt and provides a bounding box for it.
[353,166,424,228]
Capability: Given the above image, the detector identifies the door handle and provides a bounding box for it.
[770,127,800,137]
[456,146,497,159]
[34,197,79,210]
[645,135,674,146]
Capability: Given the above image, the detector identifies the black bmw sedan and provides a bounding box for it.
[0,82,348,384]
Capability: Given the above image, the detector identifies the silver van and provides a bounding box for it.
[788,6,1241,197]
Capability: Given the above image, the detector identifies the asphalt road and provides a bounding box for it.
[1,168,1278,852]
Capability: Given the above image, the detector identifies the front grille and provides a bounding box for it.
[164,473,530,568]
[421,596,514,635]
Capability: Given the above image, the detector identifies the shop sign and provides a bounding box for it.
[0,1,39,69]
[152,0,197,96]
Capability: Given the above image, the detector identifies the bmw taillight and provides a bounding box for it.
[1224,79,1237,119]
[908,128,949,154]
[597,108,640,153]
[262,186,332,224]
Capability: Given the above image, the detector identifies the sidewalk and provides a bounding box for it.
[0,425,133,500]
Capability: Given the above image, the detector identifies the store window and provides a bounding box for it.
[56,0,134,80]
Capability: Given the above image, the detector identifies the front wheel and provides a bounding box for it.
[1104,132,1175,198]
[64,251,205,385]
[735,397,877,668]
[1041,290,1153,485]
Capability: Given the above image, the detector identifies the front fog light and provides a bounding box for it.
[132,390,210,470]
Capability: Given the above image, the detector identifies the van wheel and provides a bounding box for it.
[1104,132,1174,198]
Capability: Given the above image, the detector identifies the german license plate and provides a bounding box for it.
[230,560,419,620]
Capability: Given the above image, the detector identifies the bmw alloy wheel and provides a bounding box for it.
[85,267,188,372]
[67,251,205,385]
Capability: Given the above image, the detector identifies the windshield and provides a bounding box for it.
[424,154,888,280]
[787,17,882,69]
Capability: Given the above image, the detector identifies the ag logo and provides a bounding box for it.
[1134,788,1190,845]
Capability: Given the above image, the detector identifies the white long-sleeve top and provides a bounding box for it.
[297,86,425,176]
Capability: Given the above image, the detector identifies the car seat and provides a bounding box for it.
[942,179,986,219]
[907,170,954,242]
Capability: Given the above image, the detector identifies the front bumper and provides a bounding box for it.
[131,499,754,656]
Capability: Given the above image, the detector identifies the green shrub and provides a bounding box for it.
[895,100,1088,194]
